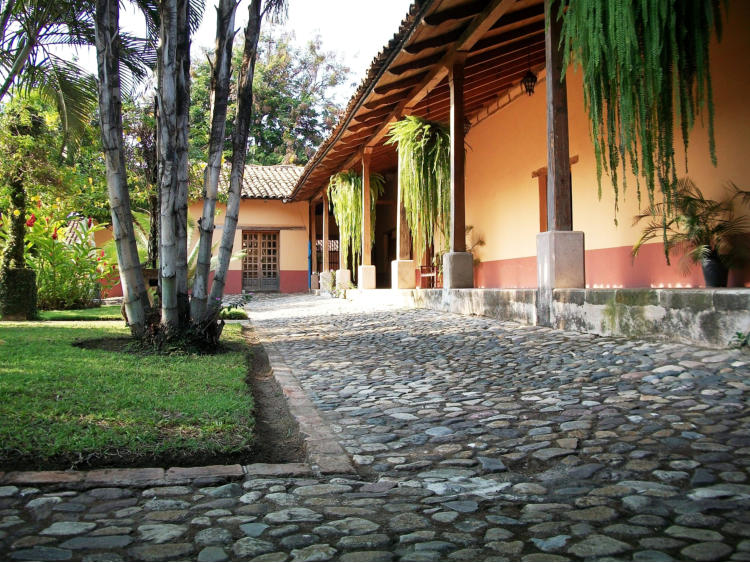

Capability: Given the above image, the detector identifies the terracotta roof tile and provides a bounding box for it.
[231,164,303,200]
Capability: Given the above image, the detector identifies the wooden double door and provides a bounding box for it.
[242,231,279,291]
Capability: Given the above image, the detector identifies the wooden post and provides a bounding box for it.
[396,173,411,261]
[322,191,330,272]
[309,200,317,273]
[545,0,572,231]
[449,54,467,253]
[361,149,373,266]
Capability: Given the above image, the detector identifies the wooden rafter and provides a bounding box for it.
[472,19,545,52]
[389,51,447,76]
[424,1,484,26]
[374,71,430,95]
[405,26,466,55]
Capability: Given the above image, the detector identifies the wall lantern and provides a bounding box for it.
[521,69,537,96]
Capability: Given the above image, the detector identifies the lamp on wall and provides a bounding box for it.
[521,69,538,96]
[520,48,537,96]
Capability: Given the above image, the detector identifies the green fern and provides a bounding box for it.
[327,171,384,270]
[559,0,723,247]
[385,116,451,263]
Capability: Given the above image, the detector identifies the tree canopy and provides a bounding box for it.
[190,30,349,166]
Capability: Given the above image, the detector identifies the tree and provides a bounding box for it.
[189,30,349,166]
[0,0,151,150]
[95,0,288,345]
[94,0,152,335]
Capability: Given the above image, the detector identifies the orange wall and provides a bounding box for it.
[465,1,750,288]
[189,198,309,273]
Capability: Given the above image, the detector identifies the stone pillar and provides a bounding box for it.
[358,148,376,289]
[537,0,585,325]
[443,54,474,289]
[392,160,415,289]
[309,200,319,290]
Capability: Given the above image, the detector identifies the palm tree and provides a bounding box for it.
[204,0,287,334]
[94,0,152,335]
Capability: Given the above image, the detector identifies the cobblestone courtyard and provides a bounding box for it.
[1,293,749,561]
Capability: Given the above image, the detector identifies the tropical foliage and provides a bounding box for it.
[22,206,114,309]
[386,115,451,262]
[632,178,750,270]
[559,0,724,222]
[190,30,349,165]
[327,171,384,270]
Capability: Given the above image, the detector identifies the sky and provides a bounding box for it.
[70,0,413,103]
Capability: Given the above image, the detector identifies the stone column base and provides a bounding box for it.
[319,271,333,293]
[536,231,585,289]
[336,269,351,290]
[357,265,376,290]
[310,272,319,290]
[391,260,416,289]
[442,252,474,289]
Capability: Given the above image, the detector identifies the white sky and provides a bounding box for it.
[70,0,413,102]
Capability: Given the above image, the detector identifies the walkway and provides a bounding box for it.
[1,293,749,561]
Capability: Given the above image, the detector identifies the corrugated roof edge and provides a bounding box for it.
[288,0,437,202]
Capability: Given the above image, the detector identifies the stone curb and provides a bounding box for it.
[249,324,356,476]
[0,461,316,488]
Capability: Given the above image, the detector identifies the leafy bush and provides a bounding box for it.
[1,198,115,309]
[220,307,248,320]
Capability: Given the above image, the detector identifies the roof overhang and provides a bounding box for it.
[289,0,546,202]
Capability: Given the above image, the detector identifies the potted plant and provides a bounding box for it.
[632,178,750,287]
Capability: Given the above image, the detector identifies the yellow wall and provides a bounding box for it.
[465,1,750,263]
[187,199,309,271]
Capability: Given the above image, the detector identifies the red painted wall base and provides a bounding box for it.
[474,242,750,289]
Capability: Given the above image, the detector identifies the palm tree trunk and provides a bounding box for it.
[157,0,179,329]
[190,0,237,321]
[94,0,150,337]
[206,0,262,321]
[175,0,191,325]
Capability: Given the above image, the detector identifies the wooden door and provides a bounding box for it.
[242,231,279,291]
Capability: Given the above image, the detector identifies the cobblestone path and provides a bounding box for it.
[2,293,749,561]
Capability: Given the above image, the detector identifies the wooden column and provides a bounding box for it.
[449,54,467,253]
[322,191,330,271]
[361,149,373,266]
[545,0,572,231]
[309,200,317,273]
[396,172,411,260]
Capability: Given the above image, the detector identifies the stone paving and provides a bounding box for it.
[1,292,749,562]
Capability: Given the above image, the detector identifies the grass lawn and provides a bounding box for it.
[0,321,254,470]
[38,305,124,321]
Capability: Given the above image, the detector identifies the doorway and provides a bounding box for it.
[242,231,279,291]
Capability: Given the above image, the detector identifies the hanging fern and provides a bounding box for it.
[327,171,385,270]
[385,116,451,262]
[559,0,723,231]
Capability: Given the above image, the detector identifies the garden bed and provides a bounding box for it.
[0,320,302,470]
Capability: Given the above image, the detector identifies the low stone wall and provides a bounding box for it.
[344,287,750,348]
[553,288,750,348]
[345,288,537,326]
[410,288,537,326]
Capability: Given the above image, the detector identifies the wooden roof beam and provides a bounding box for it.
[405,27,466,55]
[488,4,544,31]
[424,1,484,26]
[389,51,446,76]
[352,104,398,123]
[471,19,545,52]
[374,71,429,95]
[363,91,406,111]
[340,0,519,176]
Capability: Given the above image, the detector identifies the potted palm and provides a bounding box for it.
[632,178,750,287]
